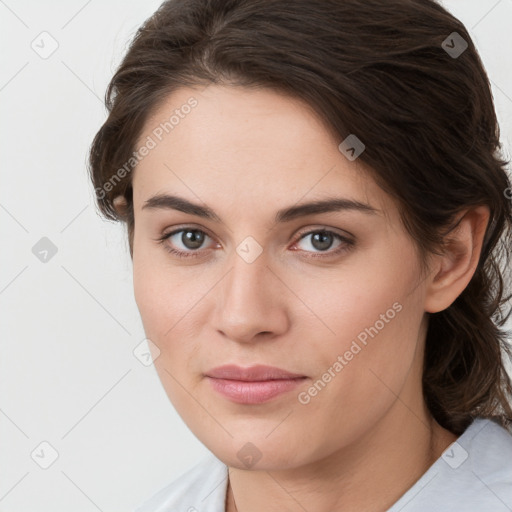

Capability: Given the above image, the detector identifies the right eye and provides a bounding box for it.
[155,227,219,259]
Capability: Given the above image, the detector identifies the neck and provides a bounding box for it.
[226,401,457,512]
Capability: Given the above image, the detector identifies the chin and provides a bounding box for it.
[202,432,312,471]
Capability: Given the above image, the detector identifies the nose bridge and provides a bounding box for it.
[213,241,287,342]
[224,245,270,314]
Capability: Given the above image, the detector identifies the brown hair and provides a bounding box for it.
[88,0,512,435]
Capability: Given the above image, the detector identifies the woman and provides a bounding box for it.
[88,0,512,510]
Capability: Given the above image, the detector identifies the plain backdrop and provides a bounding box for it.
[1,1,512,511]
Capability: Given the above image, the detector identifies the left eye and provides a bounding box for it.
[294,230,351,254]
[156,227,354,259]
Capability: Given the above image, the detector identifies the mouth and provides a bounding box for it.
[204,364,308,404]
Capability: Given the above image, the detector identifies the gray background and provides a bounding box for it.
[1,1,511,511]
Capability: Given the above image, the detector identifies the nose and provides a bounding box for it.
[212,247,290,344]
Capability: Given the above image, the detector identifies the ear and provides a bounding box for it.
[113,195,128,217]
[424,205,490,313]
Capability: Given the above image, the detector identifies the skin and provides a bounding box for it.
[128,84,489,512]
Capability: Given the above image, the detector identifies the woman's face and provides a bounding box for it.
[131,84,432,469]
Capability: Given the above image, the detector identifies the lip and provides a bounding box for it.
[205,364,306,381]
[204,365,308,404]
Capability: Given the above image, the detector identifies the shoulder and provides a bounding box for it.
[389,417,512,512]
[135,452,228,512]
[465,418,512,499]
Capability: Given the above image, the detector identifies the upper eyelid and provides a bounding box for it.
[162,224,216,242]
[295,226,353,240]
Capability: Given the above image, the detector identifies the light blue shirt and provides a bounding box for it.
[135,417,512,512]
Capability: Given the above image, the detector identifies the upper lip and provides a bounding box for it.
[205,364,306,381]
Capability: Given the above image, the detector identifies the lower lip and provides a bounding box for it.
[206,377,307,404]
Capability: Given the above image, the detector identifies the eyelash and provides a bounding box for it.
[155,226,355,260]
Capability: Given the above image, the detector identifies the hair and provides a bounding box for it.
[88,0,512,435]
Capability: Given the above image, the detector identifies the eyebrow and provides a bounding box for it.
[142,193,379,224]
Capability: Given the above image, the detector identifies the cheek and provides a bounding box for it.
[297,250,425,407]
[133,237,187,334]
[132,261,202,410]
[132,247,211,373]
[304,252,417,353]
[133,269,194,348]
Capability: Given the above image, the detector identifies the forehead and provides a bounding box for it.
[132,85,394,218]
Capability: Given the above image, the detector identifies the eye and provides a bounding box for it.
[292,229,354,258]
[155,228,217,259]
[155,226,355,260]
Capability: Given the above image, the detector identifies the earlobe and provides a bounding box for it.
[424,206,490,313]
